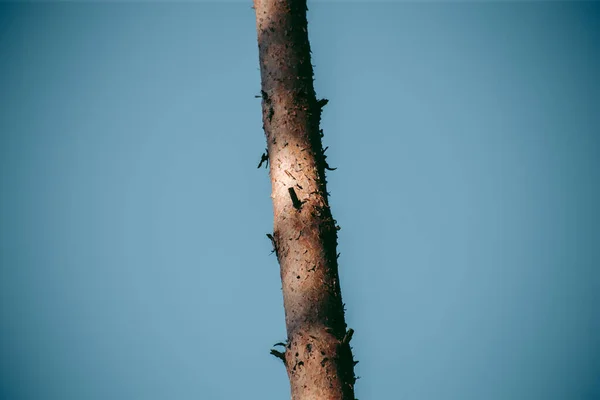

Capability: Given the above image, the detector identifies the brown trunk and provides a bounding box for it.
[253,1,357,399]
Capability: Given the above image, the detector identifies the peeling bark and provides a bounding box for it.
[253,1,357,399]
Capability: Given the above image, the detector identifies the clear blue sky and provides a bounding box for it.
[0,2,598,399]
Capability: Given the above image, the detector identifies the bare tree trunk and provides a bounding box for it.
[253,1,357,399]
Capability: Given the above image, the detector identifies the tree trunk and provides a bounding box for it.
[253,1,357,399]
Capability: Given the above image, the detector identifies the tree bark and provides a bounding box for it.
[253,1,357,399]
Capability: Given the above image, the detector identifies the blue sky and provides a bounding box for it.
[0,2,599,399]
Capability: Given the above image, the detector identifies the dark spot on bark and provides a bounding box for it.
[321,357,329,367]
[288,187,303,210]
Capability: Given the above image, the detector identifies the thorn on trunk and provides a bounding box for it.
[257,149,269,168]
[342,328,354,345]
[266,233,278,256]
[270,349,286,364]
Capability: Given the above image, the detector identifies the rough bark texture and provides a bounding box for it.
[254,1,357,399]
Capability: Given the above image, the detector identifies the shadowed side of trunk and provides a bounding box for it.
[253,0,357,399]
